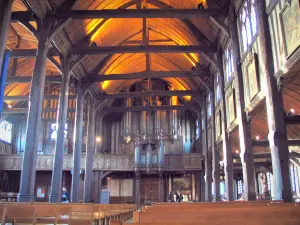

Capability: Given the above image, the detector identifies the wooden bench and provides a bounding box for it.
[0,202,135,225]
[131,202,300,225]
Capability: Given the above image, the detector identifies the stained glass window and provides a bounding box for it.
[0,120,12,143]
[239,0,258,53]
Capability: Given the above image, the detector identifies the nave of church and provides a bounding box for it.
[0,0,300,224]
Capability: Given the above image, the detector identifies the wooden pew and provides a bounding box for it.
[0,202,135,225]
[132,202,300,225]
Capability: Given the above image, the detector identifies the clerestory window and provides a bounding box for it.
[239,0,258,53]
[224,45,234,83]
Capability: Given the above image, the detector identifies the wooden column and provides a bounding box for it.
[0,0,13,73]
[228,6,256,201]
[203,95,212,202]
[211,85,220,202]
[135,171,140,209]
[158,173,164,202]
[49,55,72,203]
[17,19,51,202]
[71,83,84,202]
[256,0,292,202]
[218,52,234,201]
[84,99,96,203]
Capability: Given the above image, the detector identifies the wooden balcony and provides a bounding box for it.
[0,153,202,171]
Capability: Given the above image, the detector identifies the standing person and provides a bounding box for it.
[61,187,70,203]
[176,191,183,202]
[167,191,174,202]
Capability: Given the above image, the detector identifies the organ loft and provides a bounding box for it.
[0,0,300,215]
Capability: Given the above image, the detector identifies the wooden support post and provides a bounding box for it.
[211,84,220,202]
[84,98,96,203]
[228,6,256,201]
[49,55,72,203]
[203,95,212,202]
[17,19,51,202]
[256,0,292,202]
[135,171,140,209]
[218,52,234,201]
[0,0,13,74]
[71,83,84,202]
[158,172,164,202]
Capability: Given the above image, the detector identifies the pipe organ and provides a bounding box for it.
[100,80,198,165]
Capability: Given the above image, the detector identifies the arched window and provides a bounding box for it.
[215,74,221,104]
[239,0,258,53]
[0,120,12,143]
[224,46,234,83]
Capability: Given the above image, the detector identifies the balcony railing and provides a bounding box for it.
[0,153,201,171]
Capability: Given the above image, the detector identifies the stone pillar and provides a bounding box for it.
[228,6,256,201]
[218,52,234,201]
[211,86,220,202]
[49,55,72,202]
[84,99,96,203]
[135,171,140,209]
[256,0,292,202]
[0,0,13,74]
[203,95,212,202]
[17,19,51,202]
[71,83,84,202]
[158,173,164,202]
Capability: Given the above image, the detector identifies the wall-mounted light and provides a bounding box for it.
[96,137,101,143]
[255,135,260,140]
[290,108,295,114]
[235,150,239,154]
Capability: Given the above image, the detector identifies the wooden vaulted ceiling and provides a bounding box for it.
[5,0,228,105]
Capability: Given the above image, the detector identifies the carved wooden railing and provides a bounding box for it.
[0,153,201,171]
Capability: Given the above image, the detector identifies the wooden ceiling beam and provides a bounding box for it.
[10,12,35,22]
[5,70,209,83]
[55,9,226,19]
[102,105,196,113]
[11,45,215,58]
[4,94,76,101]
[73,45,216,55]
[252,139,300,146]
[86,71,209,82]
[2,108,75,114]
[10,49,59,58]
[285,115,300,124]
[6,75,62,83]
[98,90,198,99]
